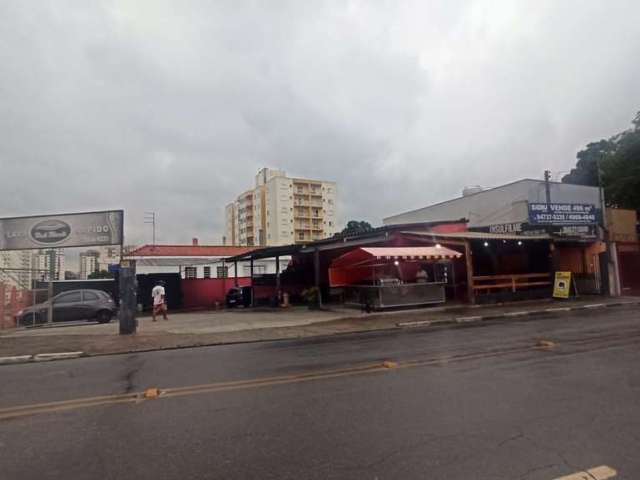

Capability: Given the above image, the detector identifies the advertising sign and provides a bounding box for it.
[0,210,123,251]
[529,203,597,225]
[553,271,572,299]
[488,222,523,234]
[471,222,598,240]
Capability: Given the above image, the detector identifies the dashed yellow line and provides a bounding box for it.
[2,331,639,421]
[0,362,387,420]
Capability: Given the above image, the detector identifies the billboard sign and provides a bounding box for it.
[529,203,597,225]
[0,210,123,251]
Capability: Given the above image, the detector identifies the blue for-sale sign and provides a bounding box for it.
[528,203,597,225]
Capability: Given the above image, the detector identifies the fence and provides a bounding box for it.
[0,282,50,329]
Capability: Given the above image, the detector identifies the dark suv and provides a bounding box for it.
[16,289,117,326]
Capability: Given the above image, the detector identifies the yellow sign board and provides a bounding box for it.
[553,271,572,299]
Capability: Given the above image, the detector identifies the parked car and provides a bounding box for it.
[15,289,117,326]
[225,286,252,308]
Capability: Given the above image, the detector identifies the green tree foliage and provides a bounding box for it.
[88,269,114,279]
[340,220,374,236]
[563,111,640,211]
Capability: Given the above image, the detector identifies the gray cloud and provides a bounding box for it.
[2,0,639,245]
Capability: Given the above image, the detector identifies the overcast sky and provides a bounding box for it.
[2,0,639,246]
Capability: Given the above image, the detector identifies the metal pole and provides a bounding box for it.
[314,248,322,308]
[250,257,254,307]
[275,255,281,302]
[234,260,238,287]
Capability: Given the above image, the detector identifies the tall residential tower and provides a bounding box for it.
[225,168,337,246]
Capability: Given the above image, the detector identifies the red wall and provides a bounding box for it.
[181,277,251,310]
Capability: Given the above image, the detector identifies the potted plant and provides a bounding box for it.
[301,287,321,310]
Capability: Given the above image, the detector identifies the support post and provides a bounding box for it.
[0,282,5,329]
[314,248,322,308]
[250,257,254,307]
[464,240,475,304]
[118,264,137,335]
[234,260,238,287]
[275,255,281,302]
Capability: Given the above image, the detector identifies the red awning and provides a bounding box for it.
[331,246,462,269]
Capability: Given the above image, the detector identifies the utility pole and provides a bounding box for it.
[544,170,552,206]
[47,249,55,323]
[144,212,156,246]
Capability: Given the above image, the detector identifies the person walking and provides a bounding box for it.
[151,281,169,321]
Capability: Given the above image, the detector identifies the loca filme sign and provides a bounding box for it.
[0,210,124,251]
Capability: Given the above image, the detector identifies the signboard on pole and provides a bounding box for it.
[529,203,597,225]
[0,210,124,251]
[553,271,572,299]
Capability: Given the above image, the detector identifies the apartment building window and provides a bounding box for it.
[203,266,211,279]
[217,266,229,278]
[184,267,197,279]
[298,232,304,240]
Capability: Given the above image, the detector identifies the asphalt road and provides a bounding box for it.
[1,306,639,480]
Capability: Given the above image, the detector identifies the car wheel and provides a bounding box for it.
[21,312,41,327]
[96,310,113,324]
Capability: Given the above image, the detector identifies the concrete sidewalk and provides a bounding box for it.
[1,297,639,362]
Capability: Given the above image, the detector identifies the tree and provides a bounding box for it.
[561,139,615,186]
[88,270,114,279]
[563,110,640,211]
[340,220,374,236]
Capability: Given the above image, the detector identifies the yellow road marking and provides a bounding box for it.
[3,330,640,421]
[553,465,617,480]
[0,362,386,420]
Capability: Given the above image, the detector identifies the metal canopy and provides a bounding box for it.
[401,230,552,241]
[224,244,303,262]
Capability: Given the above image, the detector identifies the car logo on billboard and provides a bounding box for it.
[30,220,71,245]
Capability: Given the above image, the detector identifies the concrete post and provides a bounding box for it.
[118,266,137,335]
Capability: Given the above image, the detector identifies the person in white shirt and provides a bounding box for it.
[151,281,169,321]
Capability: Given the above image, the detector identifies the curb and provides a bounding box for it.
[0,351,84,366]
[397,300,640,328]
[0,355,34,365]
[1,300,639,366]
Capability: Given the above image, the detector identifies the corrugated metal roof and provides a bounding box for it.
[128,245,254,257]
[401,231,551,240]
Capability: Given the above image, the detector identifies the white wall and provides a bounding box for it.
[134,257,289,279]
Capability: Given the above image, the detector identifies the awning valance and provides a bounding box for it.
[331,246,462,269]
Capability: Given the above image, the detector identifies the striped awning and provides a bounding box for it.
[360,247,462,260]
[331,246,462,269]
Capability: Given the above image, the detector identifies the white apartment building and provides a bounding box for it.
[0,250,34,289]
[225,168,338,247]
[31,249,65,281]
[79,250,99,279]
[78,247,120,279]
